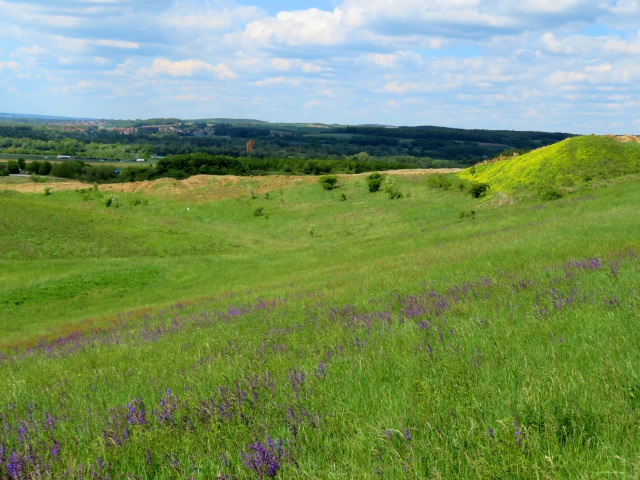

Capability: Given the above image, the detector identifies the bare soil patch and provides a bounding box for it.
[0,169,462,200]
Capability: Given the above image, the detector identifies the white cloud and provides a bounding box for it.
[244,8,346,46]
[145,58,237,79]
[0,61,19,71]
[252,76,302,87]
[92,39,139,49]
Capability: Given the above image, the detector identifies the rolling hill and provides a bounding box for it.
[458,135,640,193]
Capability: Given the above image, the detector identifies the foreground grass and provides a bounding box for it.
[1,172,640,478]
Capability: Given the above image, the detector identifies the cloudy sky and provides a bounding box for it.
[0,0,639,132]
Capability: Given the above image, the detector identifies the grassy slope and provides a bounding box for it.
[1,172,640,478]
[458,135,640,192]
[1,173,637,345]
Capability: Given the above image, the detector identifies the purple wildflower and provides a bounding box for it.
[17,422,27,443]
[316,362,325,378]
[488,427,494,439]
[45,414,56,431]
[242,437,285,479]
[51,439,60,458]
[289,369,305,400]
[403,429,412,441]
[7,451,22,479]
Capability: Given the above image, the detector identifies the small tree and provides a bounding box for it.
[7,161,19,174]
[38,161,52,176]
[367,172,384,192]
[319,175,338,190]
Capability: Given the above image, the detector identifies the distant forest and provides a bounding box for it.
[0,118,574,168]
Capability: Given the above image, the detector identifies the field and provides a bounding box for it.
[1,153,639,478]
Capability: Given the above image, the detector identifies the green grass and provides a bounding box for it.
[458,135,640,193]
[1,169,639,478]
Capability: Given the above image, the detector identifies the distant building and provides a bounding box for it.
[247,139,255,153]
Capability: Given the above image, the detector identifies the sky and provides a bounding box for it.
[0,0,639,133]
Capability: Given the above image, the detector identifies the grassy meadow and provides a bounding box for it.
[1,143,640,478]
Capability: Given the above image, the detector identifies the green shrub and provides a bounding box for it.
[539,189,563,201]
[469,182,490,198]
[426,173,452,190]
[319,175,338,190]
[104,195,120,208]
[367,172,384,192]
[7,161,19,175]
[253,207,264,217]
[43,187,51,196]
[340,193,347,202]
[384,179,403,199]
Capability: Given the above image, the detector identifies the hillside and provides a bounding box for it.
[1,171,639,478]
[458,135,640,192]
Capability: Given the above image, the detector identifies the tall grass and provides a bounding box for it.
[1,172,639,478]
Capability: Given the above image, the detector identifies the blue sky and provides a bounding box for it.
[0,0,639,133]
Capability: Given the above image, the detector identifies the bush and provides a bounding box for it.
[426,174,452,190]
[384,179,403,199]
[468,182,490,198]
[7,161,19,175]
[104,195,120,208]
[539,189,563,201]
[319,175,338,190]
[367,172,384,192]
[38,161,52,176]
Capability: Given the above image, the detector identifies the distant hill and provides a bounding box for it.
[459,135,640,192]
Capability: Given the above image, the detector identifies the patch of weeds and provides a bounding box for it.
[427,174,453,190]
[253,207,264,217]
[307,224,316,237]
[104,195,120,208]
[384,179,403,199]
[129,197,149,207]
[30,175,48,183]
[459,210,476,219]
[539,189,563,201]
[340,193,347,201]
[43,187,51,196]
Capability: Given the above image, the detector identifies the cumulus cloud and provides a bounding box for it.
[1,0,639,132]
[144,58,237,79]
[244,8,346,46]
